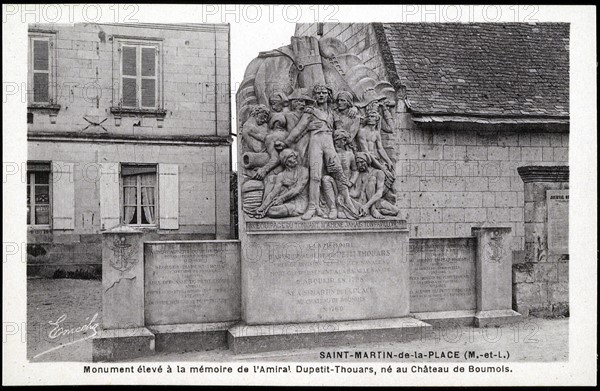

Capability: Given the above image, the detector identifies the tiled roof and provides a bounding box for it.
[377,23,569,117]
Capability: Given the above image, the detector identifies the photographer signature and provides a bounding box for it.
[33,313,99,359]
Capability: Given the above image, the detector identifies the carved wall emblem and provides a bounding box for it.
[483,232,504,263]
[108,236,137,272]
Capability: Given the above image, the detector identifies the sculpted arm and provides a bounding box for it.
[258,175,284,209]
[375,133,394,169]
[282,113,311,146]
[349,153,359,186]
[254,135,281,180]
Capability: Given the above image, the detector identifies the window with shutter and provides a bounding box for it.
[28,33,57,106]
[27,162,52,228]
[116,39,161,110]
[121,164,158,226]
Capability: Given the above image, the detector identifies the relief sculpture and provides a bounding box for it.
[238,35,400,220]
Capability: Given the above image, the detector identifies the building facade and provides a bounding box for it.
[27,23,232,276]
[295,22,570,316]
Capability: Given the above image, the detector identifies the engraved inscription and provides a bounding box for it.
[244,232,409,324]
[144,242,240,325]
[247,219,407,232]
[409,238,476,313]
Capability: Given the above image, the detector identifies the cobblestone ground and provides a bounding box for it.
[26,278,568,363]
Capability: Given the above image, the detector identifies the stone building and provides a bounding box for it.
[27,23,232,277]
[295,22,569,316]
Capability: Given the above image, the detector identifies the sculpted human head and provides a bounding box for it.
[279,148,299,168]
[269,91,287,113]
[336,91,353,111]
[313,84,333,104]
[356,152,371,172]
[333,129,350,149]
[251,104,270,125]
[365,109,380,126]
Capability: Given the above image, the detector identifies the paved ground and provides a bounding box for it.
[26,278,568,363]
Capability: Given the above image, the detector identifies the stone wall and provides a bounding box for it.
[513,166,569,317]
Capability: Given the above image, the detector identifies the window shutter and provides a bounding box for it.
[99,163,120,230]
[158,163,179,229]
[33,39,50,102]
[141,47,156,107]
[33,40,49,71]
[122,46,137,107]
[51,162,75,229]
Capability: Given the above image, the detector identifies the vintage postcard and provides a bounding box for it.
[2,4,597,386]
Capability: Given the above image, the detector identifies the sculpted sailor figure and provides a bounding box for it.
[241,104,270,153]
[357,108,396,187]
[322,129,361,219]
[351,152,399,219]
[333,90,360,144]
[267,91,288,132]
[284,88,314,164]
[253,94,292,181]
[275,84,359,220]
[254,149,309,219]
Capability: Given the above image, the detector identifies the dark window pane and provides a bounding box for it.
[141,79,155,107]
[35,205,50,225]
[27,206,31,225]
[122,46,137,76]
[122,78,137,107]
[35,171,49,184]
[141,47,155,76]
[124,207,137,224]
[33,40,49,71]
[35,186,50,204]
[27,186,31,204]
[33,73,49,102]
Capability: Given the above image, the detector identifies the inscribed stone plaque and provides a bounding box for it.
[547,189,569,253]
[242,220,410,324]
[144,241,240,325]
[409,238,476,313]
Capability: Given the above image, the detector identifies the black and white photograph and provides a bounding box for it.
[3,4,596,386]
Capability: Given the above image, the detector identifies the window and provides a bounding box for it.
[121,164,157,225]
[28,32,57,105]
[116,39,161,110]
[27,163,51,227]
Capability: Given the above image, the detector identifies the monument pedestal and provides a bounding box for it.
[228,317,431,355]
[93,226,155,362]
[472,227,522,327]
[236,218,431,353]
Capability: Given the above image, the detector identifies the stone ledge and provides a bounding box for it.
[148,322,238,354]
[92,327,155,362]
[228,317,431,355]
[517,165,569,183]
[412,310,476,328]
[474,310,522,327]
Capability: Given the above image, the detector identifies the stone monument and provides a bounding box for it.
[231,35,429,353]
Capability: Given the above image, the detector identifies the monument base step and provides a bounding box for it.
[148,321,238,353]
[227,317,431,355]
[92,327,155,362]
[475,309,522,327]
[412,310,476,328]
